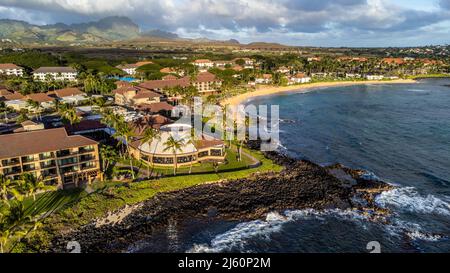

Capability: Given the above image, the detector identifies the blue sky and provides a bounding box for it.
[0,0,449,47]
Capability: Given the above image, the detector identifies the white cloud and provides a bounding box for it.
[0,0,449,46]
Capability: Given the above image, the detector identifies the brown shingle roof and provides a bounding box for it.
[64,120,106,134]
[139,78,190,90]
[26,93,54,103]
[137,102,174,113]
[0,89,12,96]
[112,86,139,95]
[196,138,224,149]
[0,128,98,159]
[132,114,173,135]
[3,92,24,101]
[53,87,84,98]
[115,81,133,88]
[34,67,76,73]
[133,90,163,99]
[193,72,219,83]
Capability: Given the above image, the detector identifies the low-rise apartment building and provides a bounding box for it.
[0,128,102,189]
[0,63,24,77]
[33,67,78,81]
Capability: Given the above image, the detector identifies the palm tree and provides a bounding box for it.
[141,128,161,178]
[163,136,185,176]
[0,175,19,202]
[99,145,118,174]
[19,173,53,201]
[114,121,136,179]
[26,99,41,121]
[60,106,80,126]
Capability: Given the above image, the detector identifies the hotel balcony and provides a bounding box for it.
[58,158,78,166]
[22,156,37,163]
[23,164,37,172]
[80,155,95,162]
[79,147,96,154]
[40,161,57,169]
[1,158,20,167]
[3,167,22,176]
[39,153,55,161]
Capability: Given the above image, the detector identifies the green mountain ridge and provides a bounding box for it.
[0,16,141,44]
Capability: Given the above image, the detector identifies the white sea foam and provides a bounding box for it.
[187,203,447,253]
[383,219,445,242]
[187,212,288,253]
[187,209,372,253]
[375,187,450,216]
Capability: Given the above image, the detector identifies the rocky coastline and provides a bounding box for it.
[49,151,394,253]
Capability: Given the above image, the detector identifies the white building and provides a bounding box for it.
[288,73,311,85]
[0,63,24,77]
[255,74,273,84]
[192,59,214,71]
[116,61,153,75]
[366,75,385,80]
[52,87,88,105]
[33,67,78,81]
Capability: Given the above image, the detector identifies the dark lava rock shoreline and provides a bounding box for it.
[49,152,393,253]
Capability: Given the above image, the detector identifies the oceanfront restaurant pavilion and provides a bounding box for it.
[129,124,226,167]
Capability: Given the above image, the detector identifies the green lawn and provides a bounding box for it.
[131,148,254,176]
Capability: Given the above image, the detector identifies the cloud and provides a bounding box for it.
[0,0,449,46]
[440,0,450,9]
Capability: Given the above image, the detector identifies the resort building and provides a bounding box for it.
[129,123,226,167]
[255,74,273,84]
[0,128,102,189]
[13,120,45,133]
[0,63,24,77]
[233,57,255,69]
[190,72,222,95]
[25,93,55,109]
[192,59,214,71]
[112,86,164,106]
[49,87,88,105]
[139,72,223,95]
[213,60,234,68]
[288,73,312,85]
[33,67,78,81]
[276,66,290,74]
[366,75,385,80]
[117,61,153,75]
[3,92,25,110]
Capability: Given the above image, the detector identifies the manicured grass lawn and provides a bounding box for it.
[134,148,254,176]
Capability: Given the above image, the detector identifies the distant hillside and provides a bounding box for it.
[0,16,140,44]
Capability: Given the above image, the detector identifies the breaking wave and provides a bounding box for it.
[375,187,450,216]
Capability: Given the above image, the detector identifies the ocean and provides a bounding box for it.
[134,78,450,253]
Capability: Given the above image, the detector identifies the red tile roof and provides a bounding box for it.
[193,72,219,83]
[53,87,84,98]
[26,93,54,103]
[133,90,163,100]
[0,63,22,70]
[132,114,173,135]
[0,89,12,96]
[3,92,24,101]
[139,78,190,90]
[137,102,174,113]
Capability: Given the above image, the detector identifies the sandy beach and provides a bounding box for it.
[222,79,417,106]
